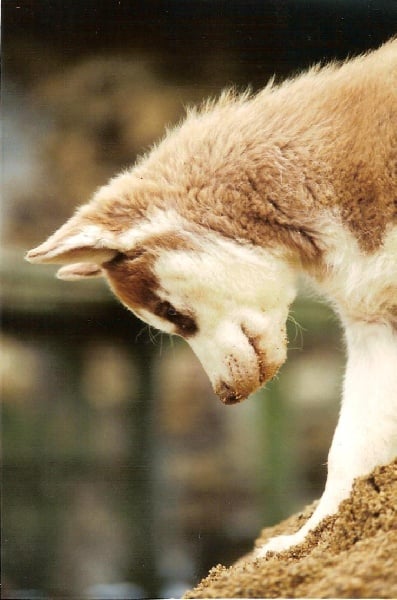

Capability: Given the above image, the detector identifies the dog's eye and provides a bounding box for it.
[155,300,198,336]
[166,306,177,318]
[156,301,178,321]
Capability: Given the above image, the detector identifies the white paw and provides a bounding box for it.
[255,531,307,558]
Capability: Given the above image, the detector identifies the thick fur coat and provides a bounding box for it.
[27,39,397,555]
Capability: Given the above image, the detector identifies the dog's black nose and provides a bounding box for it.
[215,381,243,405]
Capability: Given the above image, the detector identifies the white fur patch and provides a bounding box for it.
[313,215,397,321]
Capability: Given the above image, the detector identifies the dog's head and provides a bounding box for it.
[26,181,296,404]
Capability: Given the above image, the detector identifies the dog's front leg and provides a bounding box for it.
[256,320,397,557]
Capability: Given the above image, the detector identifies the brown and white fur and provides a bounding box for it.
[26,39,397,556]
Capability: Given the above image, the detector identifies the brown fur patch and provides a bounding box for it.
[103,250,159,312]
[178,170,323,264]
[102,234,198,337]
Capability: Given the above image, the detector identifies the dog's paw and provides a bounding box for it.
[255,530,307,558]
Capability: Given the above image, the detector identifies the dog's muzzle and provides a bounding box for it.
[214,357,281,405]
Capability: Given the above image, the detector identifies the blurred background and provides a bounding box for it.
[2,1,396,598]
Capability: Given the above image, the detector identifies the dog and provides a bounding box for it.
[26,39,397,556]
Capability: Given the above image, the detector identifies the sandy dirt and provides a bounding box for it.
[184,460,397,598]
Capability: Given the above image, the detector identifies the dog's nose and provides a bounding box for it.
[215,381,243,405]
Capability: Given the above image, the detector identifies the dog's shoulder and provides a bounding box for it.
[313,219,397,323]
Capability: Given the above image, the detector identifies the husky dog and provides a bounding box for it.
[27,39,396,556]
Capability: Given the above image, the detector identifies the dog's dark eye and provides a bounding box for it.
[166,306,177,318]
[155,300,198,336]
[156,301,179,321]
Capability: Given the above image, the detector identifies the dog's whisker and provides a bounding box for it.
[287,313,305,349]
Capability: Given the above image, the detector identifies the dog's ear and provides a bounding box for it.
[56,263,104,280]
[25,213,117,272]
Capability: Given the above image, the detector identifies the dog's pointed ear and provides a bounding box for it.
[25,213,117,267]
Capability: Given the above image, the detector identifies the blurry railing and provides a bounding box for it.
[2,248,161,596]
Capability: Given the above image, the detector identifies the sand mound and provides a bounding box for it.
[184,460,397,599]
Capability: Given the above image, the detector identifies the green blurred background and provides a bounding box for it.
[2,2,396,598]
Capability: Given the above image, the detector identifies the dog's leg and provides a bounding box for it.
[256,320,397,557]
